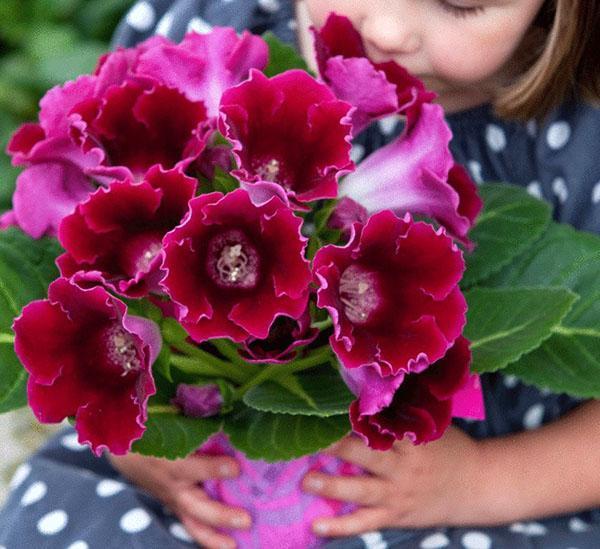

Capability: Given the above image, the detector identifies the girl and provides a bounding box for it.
[1,1,599,548]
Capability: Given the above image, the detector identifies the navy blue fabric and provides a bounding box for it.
[1,1,599,547]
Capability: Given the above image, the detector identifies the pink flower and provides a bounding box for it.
[57,167,196,298]
[219,69,353,207]
[172,384,223,418]
[239,308,319,364]
[12,277,160,456]
[340,103,482,247]
[161,189,312,342]
[313,210,466,376]
[347,336,472,449]
[312,13,435,135]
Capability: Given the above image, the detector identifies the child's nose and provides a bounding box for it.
[360,12,421,61]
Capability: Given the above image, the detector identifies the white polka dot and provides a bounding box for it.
[526,119,537,137]
[169,522,194,543]
[569,517,591,532]
[66,542,89,549]
[461,531,492,549]
[467,160,483,184]
[20,481,48,506]
[592,181,600,204]
[510,521,548,536]
[287,19,298,30]
[360,531,388,549]
[420,532,450,548]
[552,177,569,204]
[523,403,545,430]
[187,17,212,35]
[485,124,507,152]
[156,12,174,37]
[258,0,281,13]
[61,433,87,451]
[125,2,156,32]
[120,508,152,534]
[96,479,125,497]
[526,181,543,200]
[502,374,519,388]
[37,509,69,536]
[377,115,399,136]
[350,143,366,163]
[546,121,571,150]
[9,462,31,490]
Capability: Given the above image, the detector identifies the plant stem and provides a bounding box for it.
[232,345,333,400]
[311,318,333,331]
[211,338,246,366]
[147,404,180,415]
[0,333,15,344]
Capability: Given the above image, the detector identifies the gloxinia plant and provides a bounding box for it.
[1,12,598,549]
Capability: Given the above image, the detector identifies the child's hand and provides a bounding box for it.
[302,426,484,537]
[108,452,251,549]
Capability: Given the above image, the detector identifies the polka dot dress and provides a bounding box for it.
[2,1,600,548]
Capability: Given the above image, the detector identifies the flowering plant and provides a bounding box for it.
[1,13,599,548]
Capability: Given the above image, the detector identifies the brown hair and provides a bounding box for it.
[495,0,600,121]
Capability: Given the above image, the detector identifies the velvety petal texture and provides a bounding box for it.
[313,211,466,376]
[161,189,312,342]
[58,166,196,297]
[12,277,159,456]
[350,336,472,449]
[219,69,353,207]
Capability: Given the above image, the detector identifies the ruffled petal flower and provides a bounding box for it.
[313,210,466,376]
[219,69,353,207]
[312,13,435,134]
[135,28,268,116]
[239,308,319,364]
[57,167,196,297]
[348,336,472,449]
[340,103,482,246]
[161,188,312,342]
[13,277,159,456]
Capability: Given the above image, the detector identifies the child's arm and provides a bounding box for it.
[302,400,600,537]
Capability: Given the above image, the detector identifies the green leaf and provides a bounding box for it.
[262,31,312,77]
[0,228,62,411]
[465,287,577,374]
[223,404,350,461]
[132,414,222,460]
[243,366,354,416]
[34,42,106,87]
[463,183,551,288]
[211,167,239,194]
[487,224,600,397]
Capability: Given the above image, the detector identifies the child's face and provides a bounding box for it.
[303,0,545,102]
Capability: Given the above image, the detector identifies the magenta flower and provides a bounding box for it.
[340,103,482,247]
[313,210,466,376]
[57,167,196,298]
[346,336,472,449]
[172,384,223,418]
[161,189,312,342]
[219,69,353,207]
[13,277,160,456]
[312,13,435,135]
[239,308,319,364]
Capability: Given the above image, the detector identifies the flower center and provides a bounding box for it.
[206,229,260,289]
[252,155,293,190]
[103,323,141,376]
[339,265,382,325]
[257,158,281,182]
[119,231,163,277]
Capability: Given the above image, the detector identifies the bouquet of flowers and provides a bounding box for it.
[1,13,599,548]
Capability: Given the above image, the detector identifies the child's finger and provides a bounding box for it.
[171,454,241,482]
[302,472,387,506]
[176,487,252,531]
[324,436,391,475]
[311,507,387,538]
[179,512,237,549]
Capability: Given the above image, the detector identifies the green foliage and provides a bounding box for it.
[0,229,62,411]
[262,31,313,78]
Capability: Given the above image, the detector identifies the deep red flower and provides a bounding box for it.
[239,308,319,364]
[312,13,436,134]
[13,277,160,456]
[313,210,466,376]
[219,69,353,207]
[348,336,472,449]
[161,189,312,342]
[57,167,196,298]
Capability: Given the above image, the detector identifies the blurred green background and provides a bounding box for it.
[0,0,135,213]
